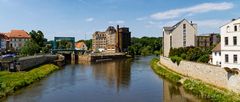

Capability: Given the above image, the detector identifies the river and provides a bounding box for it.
[3,56,203,102]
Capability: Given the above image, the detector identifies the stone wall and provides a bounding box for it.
[160,56,240,93]
[18,55,57,71]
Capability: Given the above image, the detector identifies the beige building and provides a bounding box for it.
[163,19,197,57]
[92,25,131,53]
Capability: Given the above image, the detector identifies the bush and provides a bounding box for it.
[197,54,209,63]
[170,56,182,65]
[0,64,59,98]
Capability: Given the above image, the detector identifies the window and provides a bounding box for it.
[170,36,172,48]
[234,25,238,32]
[233,36,237,45]
[225,54,229,63]
[215,52,217,56]
[183,24,186,29]
[219,52,221,56]
[234,54,238,63]
[227,26,230,32]
[225,37,228,45]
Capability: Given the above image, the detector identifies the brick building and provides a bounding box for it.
[196,33,220,47]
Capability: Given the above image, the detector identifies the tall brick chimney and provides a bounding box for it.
[116,25,120,52]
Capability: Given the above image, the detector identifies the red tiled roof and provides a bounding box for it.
[5,30,30,38]
[75,42,86,48]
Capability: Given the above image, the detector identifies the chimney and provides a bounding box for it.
[191,21,193,24]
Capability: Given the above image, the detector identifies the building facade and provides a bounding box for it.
[75,41,88,50]
[163,19,197,57]
[211,43,221,66]
[5,30,30,50]
[0,33,9,51]
[116,25,131,52]
[220,18,240,69]
[92,25,131,53]
[196,33,220,47]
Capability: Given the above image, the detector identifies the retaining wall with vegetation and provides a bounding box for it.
[18,55,58,71]
[160,56,240,93]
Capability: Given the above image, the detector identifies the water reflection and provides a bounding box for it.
[92,59,131,90]
[163,80,203,102]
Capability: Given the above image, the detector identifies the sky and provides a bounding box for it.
[0,0,239,41]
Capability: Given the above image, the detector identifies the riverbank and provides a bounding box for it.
[150,58,240,102]
[0,64,59,99]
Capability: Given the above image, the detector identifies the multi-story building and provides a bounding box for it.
[196,33,220,47]
[220,18,240,69]
[116,25,131,52]
[5,30,31,50]
[92,25,131,53]
[163,19,197,57]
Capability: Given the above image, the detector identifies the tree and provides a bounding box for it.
[29,30,47,47]
[20,41,41,55]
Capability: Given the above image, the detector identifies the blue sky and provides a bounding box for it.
[0,0,239,40]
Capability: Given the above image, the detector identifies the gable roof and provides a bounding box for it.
[220,18,240,28]
[5,30,30,38]
[212,43,221,52]
[75,42,87,48]
[163,19,196,32]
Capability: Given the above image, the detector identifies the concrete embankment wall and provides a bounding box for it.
[78,53,128,62]
[160,56,240,93]
[18,55,58,71]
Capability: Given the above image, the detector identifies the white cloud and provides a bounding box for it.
[85,17,94,22]
[151,2,234,20]
[108,20,125,24]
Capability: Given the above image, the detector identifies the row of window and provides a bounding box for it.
[11,38,28,42]
[183,24,186,47]
[225,54,238,63]
[224,36,238,45]
[226,25,240,32]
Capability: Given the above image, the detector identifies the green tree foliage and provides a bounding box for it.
[169,46,213,63]
[20,41,40,55]
[128,37,162,56]
[20,30,48,55]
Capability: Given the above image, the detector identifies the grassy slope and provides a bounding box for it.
[0,64,59,98]
[150,58,240,102]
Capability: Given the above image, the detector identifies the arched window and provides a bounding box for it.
[227,26,230,32]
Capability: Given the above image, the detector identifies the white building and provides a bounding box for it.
[0,33,8,51]
[220,18,240,69]
[163,19,197,57]
[211,43,221,66]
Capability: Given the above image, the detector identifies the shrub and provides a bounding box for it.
[180,53,187,59]
[170,56,182,65]
[197,54,209,63]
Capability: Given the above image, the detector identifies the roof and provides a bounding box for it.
[0,33,8,39]
[212,43,221,52]
[220,18,240,28]
[5,30,30,38]
[163,19,196,32]
[75,42,86,48]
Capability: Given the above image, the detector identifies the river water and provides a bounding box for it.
[3,56,203,102]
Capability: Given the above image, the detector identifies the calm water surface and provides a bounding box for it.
[3,56,203,102]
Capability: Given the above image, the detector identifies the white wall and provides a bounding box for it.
[212,51,221,66]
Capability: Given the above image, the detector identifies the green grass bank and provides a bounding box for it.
[150,58,240,102]
[0,64,59,98]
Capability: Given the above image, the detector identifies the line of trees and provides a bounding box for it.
[128,37,162,56]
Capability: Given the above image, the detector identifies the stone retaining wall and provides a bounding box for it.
[18,55,57,71]
[160,56,240,93]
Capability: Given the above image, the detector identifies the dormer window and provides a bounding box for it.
[234,25,238,32]
[227,26,230,32]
